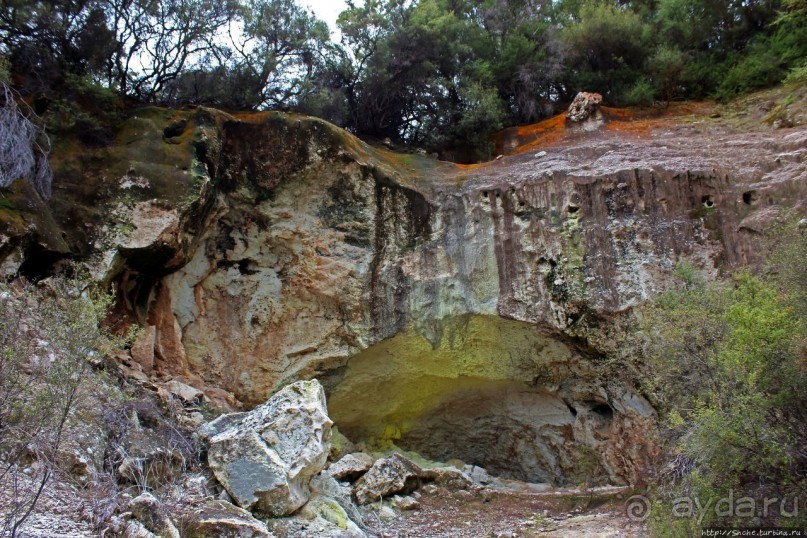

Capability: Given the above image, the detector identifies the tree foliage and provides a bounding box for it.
[0,0,803,158]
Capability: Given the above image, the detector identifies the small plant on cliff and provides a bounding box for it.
[0,271,122,537]
[0,82,52,199]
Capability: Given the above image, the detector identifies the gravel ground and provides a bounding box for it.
[371,484,648,538]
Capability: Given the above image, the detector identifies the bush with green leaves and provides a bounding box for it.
[641,234,807,531]
[563,0,652,104]
[0,272,123,537]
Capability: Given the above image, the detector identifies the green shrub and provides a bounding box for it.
[648,46,687,102]
[784,62,807,86]
[625,78,656,106]
[641,239,807,530]
[714,43,785,101]
[0,271,124,537]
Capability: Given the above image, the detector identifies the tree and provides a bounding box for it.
[104,0,238,102]
[563,0,652,103]
[0,0,116,95]
[231,0,330,109]
[159,0,331,110]
[480,0,567,122]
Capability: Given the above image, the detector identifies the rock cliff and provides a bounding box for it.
[2,101,805,487]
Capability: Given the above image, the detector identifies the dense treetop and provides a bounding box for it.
[0,0,805,157]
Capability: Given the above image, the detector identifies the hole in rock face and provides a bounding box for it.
[702,195,715,208]
[163,118,188,139]
[590,402,614,420]
[327,315,631,485]
[742,190,758,205]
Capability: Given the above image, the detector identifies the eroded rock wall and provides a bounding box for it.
[3,106,805,485]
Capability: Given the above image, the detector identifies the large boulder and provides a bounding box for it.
[205,380,333,516]
[267,472,367,538]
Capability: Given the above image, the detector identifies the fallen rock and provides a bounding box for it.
[164,379,204,403]
[391,495,420,511]
[421,466,474,490]
[377,505,397,523]
[129,492,180,538]
[124,520,158,538]
[567,92,603,122]
[298,496,366,537]
[452,489,475,501]
[465,464,492,485]
[205,380,333,516]
[265,473,366,537]
[353,453,425,505]
[328,453,375,482]
[310,471,370,535]
[185,500,273,538]
[115,417,187,490]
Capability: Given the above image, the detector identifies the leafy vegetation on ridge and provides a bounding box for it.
[0,0,804,159]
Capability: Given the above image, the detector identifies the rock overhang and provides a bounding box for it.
[325,313,655,485]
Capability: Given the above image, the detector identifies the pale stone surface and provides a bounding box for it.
[566,92,603,122]
[265,472,367,537]
[392,495,420,510]
[205,380,332,516]
[129,492,180,538]
[328,452,375,482]
[3,105,805,494]
[185,500,274,538]
[121,201,179,250]
[164,379,203,403]
[353,453,425,505]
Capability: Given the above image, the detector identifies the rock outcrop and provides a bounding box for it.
[203,380,332,516]
[566,91,603,122]
[2,101,806,488]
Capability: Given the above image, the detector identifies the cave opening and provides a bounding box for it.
[326,314,628,486]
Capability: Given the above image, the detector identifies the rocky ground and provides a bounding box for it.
[371,486,645,538]
[4,479,96,538]
[6,476,646,538]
